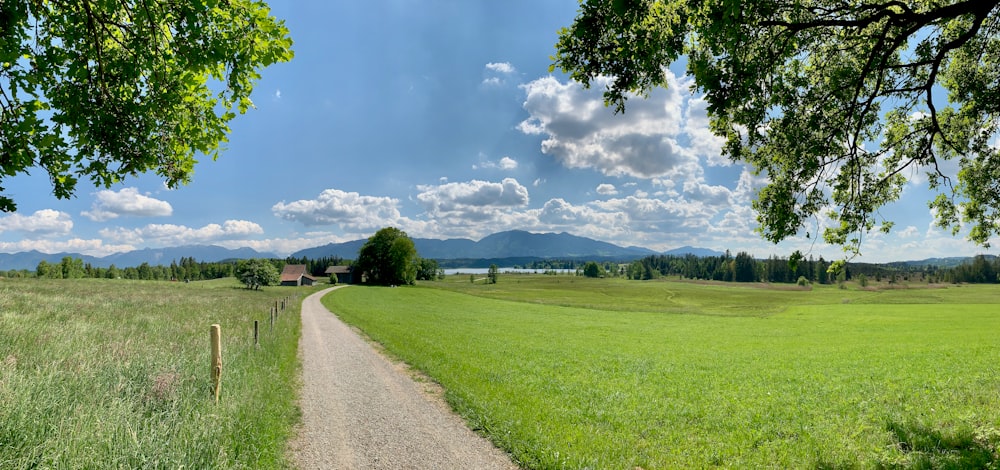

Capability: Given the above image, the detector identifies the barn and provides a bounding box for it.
[280,264,316,286]
[324,265,356,284]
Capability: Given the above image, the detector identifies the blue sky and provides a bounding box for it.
[0,0,990,263]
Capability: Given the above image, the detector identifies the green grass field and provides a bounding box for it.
[0,278,308,469]
[324,277,1000,469]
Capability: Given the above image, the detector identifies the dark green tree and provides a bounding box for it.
[582,261,605,278]
[236,258,279,290]
[554,0,1000,253]
[36,260,53,279]
[733,252,757,282]
[356,227,418,286]
[0,0,294,212]
[487,264,499,284]
[415,258,442,281]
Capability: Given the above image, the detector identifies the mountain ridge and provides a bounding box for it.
[5,230,982,271]
[0,245,278,271]
[290,230,675,261]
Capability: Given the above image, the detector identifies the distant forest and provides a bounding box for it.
[5,252,1000,285]
[520,253,1000,285]
[3,256,344,281]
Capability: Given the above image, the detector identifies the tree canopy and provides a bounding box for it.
[236,258,279,290]
[356,227,418,286]
[0,0,293,212]
[553,0,1000,253]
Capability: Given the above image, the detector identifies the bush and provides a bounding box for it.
[796,276,810,286]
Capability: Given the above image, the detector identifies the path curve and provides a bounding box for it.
[290,286,518,469]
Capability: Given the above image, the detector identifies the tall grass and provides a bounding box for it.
[0,278,306,468]
[324,280,1000,468]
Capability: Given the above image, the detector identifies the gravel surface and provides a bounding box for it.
[290,286,519,470]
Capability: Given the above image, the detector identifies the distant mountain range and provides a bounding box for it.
[4,229,986,272]
[0,245,277,271]
[0,231,724,271]
[290,230,724,262]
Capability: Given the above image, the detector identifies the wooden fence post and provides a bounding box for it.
[253,320,259,348]
[210,324,222,403]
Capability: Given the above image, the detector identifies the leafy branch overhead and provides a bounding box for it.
[553,0,1000,253]
[0,0,293,212]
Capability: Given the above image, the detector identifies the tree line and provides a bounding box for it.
[560,253,1000,286]
[8,255,346,282]
[8,250,1000,286]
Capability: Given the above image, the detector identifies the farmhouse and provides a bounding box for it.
[280,264,315,286]
[325,265,356,284]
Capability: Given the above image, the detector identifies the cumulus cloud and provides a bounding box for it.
[485,62,516,74]
[272,189,405,231]
[417,178,529,220]
[898,225,919,238]
[483,62,517,86]
[0,209,73,236]
[100,219,263,246]
[684,96,729,166]
[519,73,704,179]
[474,156,519,170]
[682,181,732,207]
[596,184,618,196]
[82,187,172,222]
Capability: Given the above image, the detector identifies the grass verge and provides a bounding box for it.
[0,277,307,468]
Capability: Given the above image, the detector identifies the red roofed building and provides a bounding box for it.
[280,264,315,286]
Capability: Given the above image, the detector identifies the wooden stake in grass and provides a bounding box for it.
[210,324,222,403]
[253,320,259,348]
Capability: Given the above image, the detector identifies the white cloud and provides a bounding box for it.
[474,156,519,170]
[483,62,517,86]
[898,225,919,238]
[417,178,529,220]
[275,89,282,99]
[82,187,172,222]
[533,178,546,187]
[596,184,618,196]
[100,219,263,246]
[0,209,73,236]
[272,189,405,231]
[684,96,728,166]
[519,73,700,180]
[682,181,732,207]
[485,62,516,74]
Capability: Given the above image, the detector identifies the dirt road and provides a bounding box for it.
[290,286,518,469]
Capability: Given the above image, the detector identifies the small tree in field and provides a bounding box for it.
[583,261,605,278]
[487,264,499,284]
[237,259,279,291]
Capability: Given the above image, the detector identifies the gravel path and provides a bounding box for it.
[290,286,518,470]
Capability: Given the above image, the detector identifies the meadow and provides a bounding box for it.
[324,276,1000,468]
[0,277,307,469]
